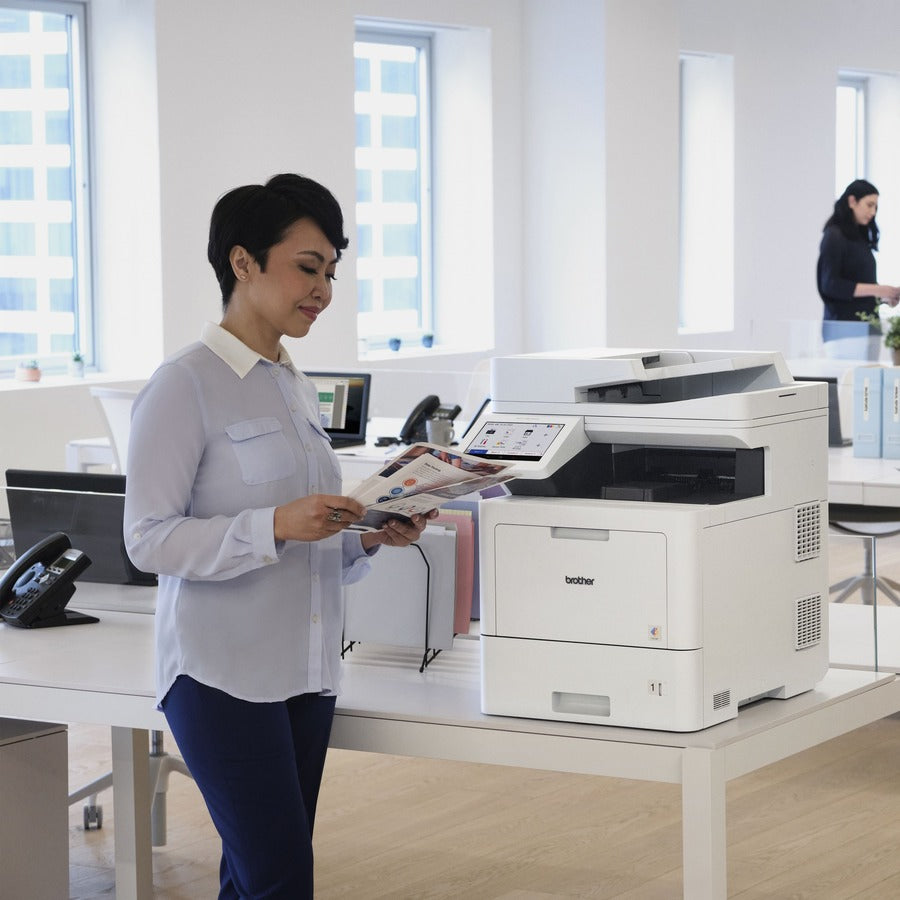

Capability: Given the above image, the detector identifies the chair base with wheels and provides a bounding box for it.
[829,507,900,606]
[69,729,191,846]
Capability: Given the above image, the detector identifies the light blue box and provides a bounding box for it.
[883,368,900,458]
[854,366,883,457]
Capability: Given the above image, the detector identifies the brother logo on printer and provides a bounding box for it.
[564,575,594,585]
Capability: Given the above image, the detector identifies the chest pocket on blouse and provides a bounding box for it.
[225,417,297,485]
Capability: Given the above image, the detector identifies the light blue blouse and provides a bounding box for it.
[124,322,373,705]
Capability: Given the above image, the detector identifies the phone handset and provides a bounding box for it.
[398,394,441,444]
[0,531,97,628]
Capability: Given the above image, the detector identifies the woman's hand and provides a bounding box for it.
[360,509,439,551]
[869,283,900,304]
[273,494,366,542]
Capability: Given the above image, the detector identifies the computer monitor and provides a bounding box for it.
[5,469,157,585]
[793,376,848,447]
[305,371,371,448]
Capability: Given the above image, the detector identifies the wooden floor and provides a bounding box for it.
[65,532,900,899]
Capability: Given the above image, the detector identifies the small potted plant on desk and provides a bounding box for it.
[883,316,900,366]
[69,351,84,377]
[14,359,41,382]
[859,309,900,365]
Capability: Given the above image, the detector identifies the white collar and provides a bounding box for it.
[200,322,296,378]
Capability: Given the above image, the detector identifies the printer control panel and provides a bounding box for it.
[461,414,588,478]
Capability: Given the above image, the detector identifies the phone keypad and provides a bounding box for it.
[8,570,60,612]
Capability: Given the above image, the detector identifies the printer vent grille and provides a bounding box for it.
[794,502,822,561]
[712,689,731,711]
[795,593,823,649]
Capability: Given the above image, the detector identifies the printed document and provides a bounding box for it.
[347,442,516,530]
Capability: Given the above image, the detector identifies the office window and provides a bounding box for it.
[0,1,90,372]
[354,31,432,349]
[835,76,866,197]
[835,76,866,196]
[678,52,734,334]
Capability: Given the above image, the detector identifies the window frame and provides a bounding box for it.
[0,0,92,377]
[354,25,434,352]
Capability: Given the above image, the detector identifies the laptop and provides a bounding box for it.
[305,371,372,449]
[793,376,849,447]
[5,469,157,585]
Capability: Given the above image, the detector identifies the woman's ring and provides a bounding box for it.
[328,510,343,523]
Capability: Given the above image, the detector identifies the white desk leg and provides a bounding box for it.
[111,726,153,900]
[682,746,727,900]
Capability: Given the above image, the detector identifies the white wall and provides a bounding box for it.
[89,0,162,375]
[868,73,900,288]
[521,0,607,351]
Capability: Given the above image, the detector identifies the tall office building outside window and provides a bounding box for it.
[0,2,89,375]
[354,32,432,351]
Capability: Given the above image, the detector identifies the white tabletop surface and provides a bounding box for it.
[829,445,900,506]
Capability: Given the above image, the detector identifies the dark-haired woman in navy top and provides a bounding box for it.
[817,179,900,357]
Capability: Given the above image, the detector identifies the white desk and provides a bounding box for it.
[0,584,899,899]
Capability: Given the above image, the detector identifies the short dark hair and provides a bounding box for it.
[824,178,880,249]
[207,173,350,306]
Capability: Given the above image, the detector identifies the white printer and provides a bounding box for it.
[462,349,830,732]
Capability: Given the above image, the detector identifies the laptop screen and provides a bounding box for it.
[4,469,157,585]
[305,371,371,446]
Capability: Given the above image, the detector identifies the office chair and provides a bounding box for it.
[89,387,138,473]
[71,386,193,845]
[829,517,900,606]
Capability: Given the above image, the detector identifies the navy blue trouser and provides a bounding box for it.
[161,675,336,899]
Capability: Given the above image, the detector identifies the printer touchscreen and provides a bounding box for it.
[465,421,565,461]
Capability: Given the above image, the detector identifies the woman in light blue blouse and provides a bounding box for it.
[124,174,432,899]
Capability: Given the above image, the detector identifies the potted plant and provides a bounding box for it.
[884,318,900,366]
[859,310,900,364]
[69,351,85,377]
[14,359,41,382]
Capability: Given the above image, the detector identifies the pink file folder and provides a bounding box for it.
[433,510,475,634]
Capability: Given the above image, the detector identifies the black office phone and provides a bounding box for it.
[399,394,441,443]
[0,531,98,628]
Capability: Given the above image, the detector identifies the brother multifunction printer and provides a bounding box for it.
[461,349,829,731]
